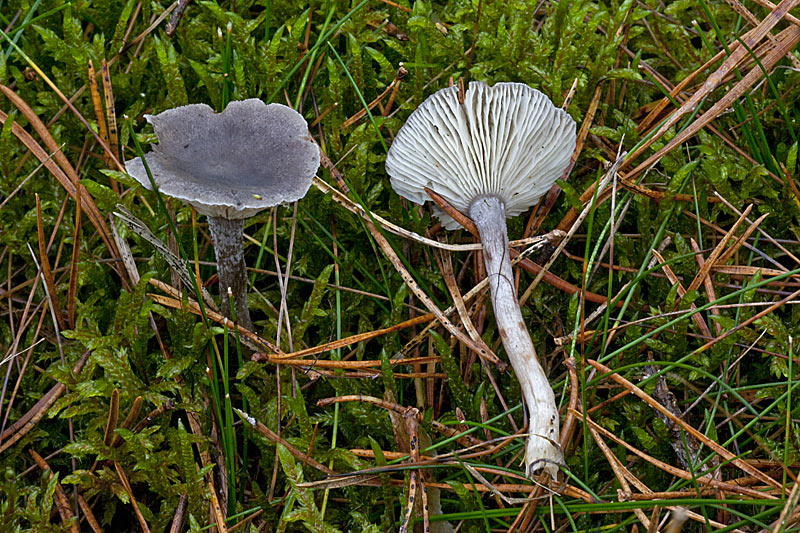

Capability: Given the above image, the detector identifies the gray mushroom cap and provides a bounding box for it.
[125,99,320,220]
[385,82,576,229]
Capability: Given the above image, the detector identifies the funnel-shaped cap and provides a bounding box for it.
[385,82,576,229]
[126,99,320,219]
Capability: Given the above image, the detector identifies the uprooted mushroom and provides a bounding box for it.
[385,81,576,480]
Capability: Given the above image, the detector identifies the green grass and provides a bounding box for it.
[2,0,800,531]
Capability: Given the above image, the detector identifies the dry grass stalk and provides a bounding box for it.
[208,480,228,533]
[715,213,770,266]
[314,176,552,252]
[66,158,82,330]
[34,194,65,331]
[721,0,800,69]
[630,0,800,163]
[227,509,264,532]
[255,355,439,369]
[87,60,111,154]
[100,59,119,162]
[712,265,794,277]
[690,238,724,335]
[436,242,494,361]
[695,287,800,354]
[558,358,582,454]
[77,493,103,533]
[686,204,754,293]
[684,210,789,272]
[28,449,79,533]
[770,481,800,531]
[577,409,777,500]
[587,359,781,488]
[397,408,425,533]
[349,448,436,461]
[0,90,123,274]
[169,493,189,533]
[628,24,800,179]
[317,395,485,448]
[320,151,505,368]
[236,408,334,475]
[146,278,279,353]
[588,422,653,527]
[651,249,713,338]
[341,68,406,128]
[264,312,433,360]
[0,352,89,453]
[114,460,151,532]
[713,192,800,266]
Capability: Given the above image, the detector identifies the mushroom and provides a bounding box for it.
[125,99,320,332]
[385,81,576,480]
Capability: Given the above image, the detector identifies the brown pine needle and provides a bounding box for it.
[236,408,335,475]
[716,213,770,266]
[628,24,800,181]
[115,460,151,533]
[587,360,781,489]
[695,287,800,355]
[29,449,79,533]
[341,71,404,129]
[35,194,65,331]
[0,352,89,453]
[169,493,189,533]
[66,161,81,329]
[262,312,433,361]
[0,89,123,275]
[578,409,779,500]
[685,204,753,294]
[651,249,713,339]
[77,493,103,533]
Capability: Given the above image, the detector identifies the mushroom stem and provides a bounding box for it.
[207,216,254,332]
[469,195,562,480]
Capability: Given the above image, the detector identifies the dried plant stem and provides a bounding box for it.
[469,196,562,480]
[588,359,782,489]
[207,216,254,332]
[29,449,79,533]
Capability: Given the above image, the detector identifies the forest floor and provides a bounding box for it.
[2,0,800,531]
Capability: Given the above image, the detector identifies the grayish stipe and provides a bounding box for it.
[385,82,576,480]
[126,98,321,330]
[207,217,251,331]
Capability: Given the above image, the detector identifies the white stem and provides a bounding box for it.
[469,195,562,480]
[207,216,254,333]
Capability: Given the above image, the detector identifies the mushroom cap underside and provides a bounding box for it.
[125,99,320,219]
[385,81,576,230]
